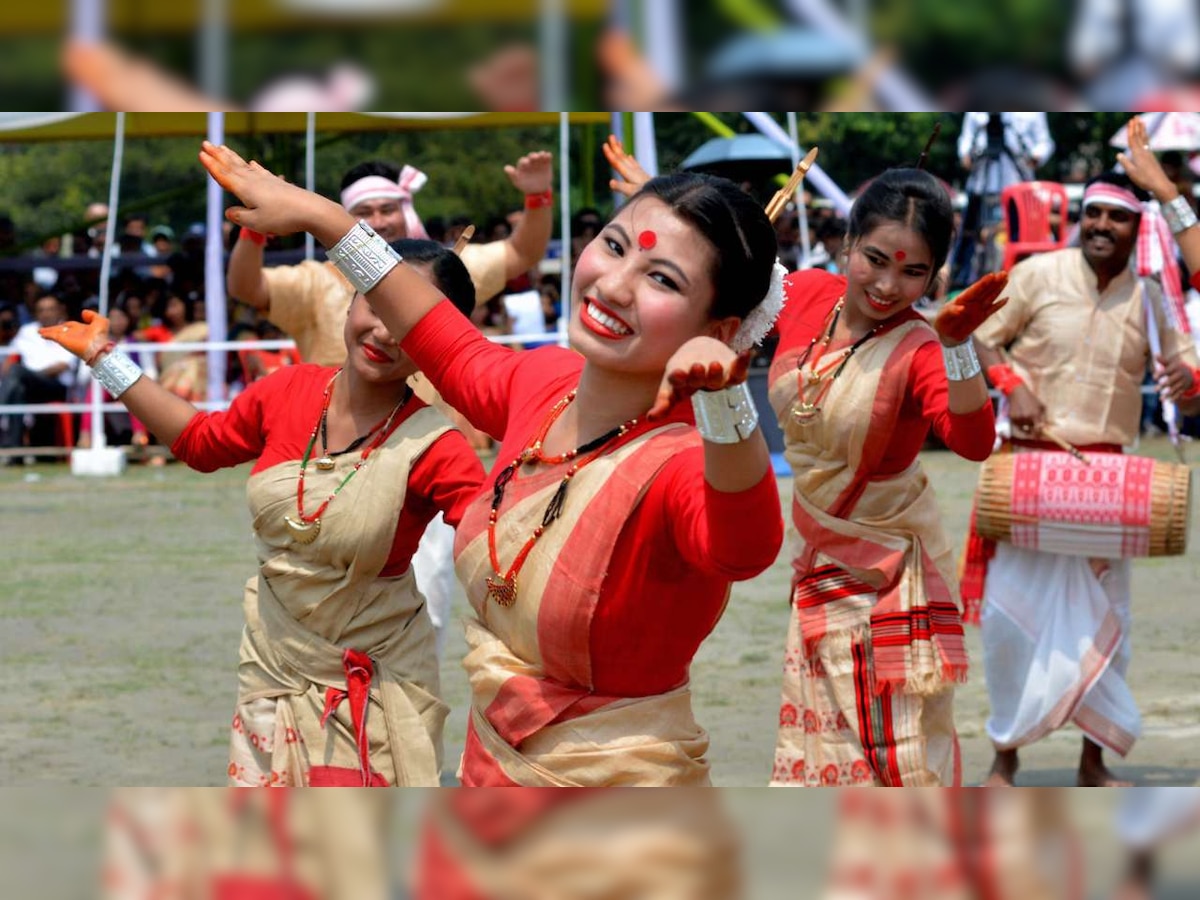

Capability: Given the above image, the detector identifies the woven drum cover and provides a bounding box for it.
[975,451,1191,558]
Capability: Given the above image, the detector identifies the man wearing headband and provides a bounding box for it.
[226,150,554,366]
[967,170,1200,787]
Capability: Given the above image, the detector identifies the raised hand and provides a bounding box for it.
[504,151,554,196]
[602,134,652,198]
[934,271,1008,345]
[1116,118,1176,200]
[199,141,339,238]
[648,337,751,421]
[39,309,110,364]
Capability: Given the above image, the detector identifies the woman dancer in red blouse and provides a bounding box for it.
[43,240,484,787]
[768,168,1008,786]
[198,140,786,786]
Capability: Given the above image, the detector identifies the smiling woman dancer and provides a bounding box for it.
[768,168,1008,787]
[42,240,484,787]
[199,140,785,786]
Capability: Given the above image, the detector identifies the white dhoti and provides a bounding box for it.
[1117,788,1200,849]
[412,512,457,660]
[980,543,1140,755]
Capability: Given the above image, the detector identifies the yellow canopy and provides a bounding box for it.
[0,112,610,143]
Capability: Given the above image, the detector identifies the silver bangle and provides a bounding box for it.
[691,381,759,444]
[92,350,143,398]
[326,221,403,295]
[1162,194,1198,236]
[942,341,982,382]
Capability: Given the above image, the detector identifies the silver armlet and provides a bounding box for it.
[92,350,143,398]
[1162,194,1198,236]
[326,221,403,295]
[942,341,982,382]
[691,381,759,444]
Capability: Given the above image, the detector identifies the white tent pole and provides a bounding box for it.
[786,111,812,269]
[632,112,658,178]
[205,113,228,404]
[642,0,683,94]
[305,112,316,261]
[610,112,627,208]
[90,111,126,450]
[540,0,566,111]
[69,0,105,111]
[558,112,572,348]
[200,0,228,101]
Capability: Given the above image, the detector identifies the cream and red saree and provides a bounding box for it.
[452,424,712,786]
[229,406,451,787]
[768,320,968,787]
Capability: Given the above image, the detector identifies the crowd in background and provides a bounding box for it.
[4,127,1200,460]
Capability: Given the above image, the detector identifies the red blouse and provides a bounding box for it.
[777,269,995,472]
[403,301,784,696]
[170,364,485,576]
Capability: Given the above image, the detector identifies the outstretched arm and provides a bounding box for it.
[1118,117,1200,281]
[502,151,555,280]
[649,337,770,494]
[199,141,445,342]
[40,311,198,446]
[226,230,272,312]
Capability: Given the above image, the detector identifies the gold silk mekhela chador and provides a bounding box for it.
[767,317,967,787]
[230,405,452,787]
[453,422,714,786]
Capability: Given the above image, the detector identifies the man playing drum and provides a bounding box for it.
[968,169,1200,786]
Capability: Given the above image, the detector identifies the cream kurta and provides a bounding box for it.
[264,242,510,367]
[973,248,1198,447]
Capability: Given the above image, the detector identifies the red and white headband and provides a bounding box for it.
[339,164,430,240]
[1081,182,1143,215]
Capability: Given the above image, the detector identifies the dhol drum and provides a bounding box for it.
[974,450,1191,558]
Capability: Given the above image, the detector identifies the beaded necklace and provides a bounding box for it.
[283,370,411,545]
[793,296,884,423]
[485,389,639,607]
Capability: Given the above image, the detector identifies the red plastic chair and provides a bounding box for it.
[1000,181,1071,271]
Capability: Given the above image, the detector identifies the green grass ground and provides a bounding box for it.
[2,437,1198,788]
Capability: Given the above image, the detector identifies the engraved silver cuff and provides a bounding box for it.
[327,220,403,295]
[92,350,143,398]
[942,340,982,382]
[691,381,759,444]
[1162,194,1198,236]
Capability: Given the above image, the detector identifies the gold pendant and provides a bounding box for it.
[485,573,517,607]
[314,456,336,471]
[792,402,821,424]
[284,515,321,544]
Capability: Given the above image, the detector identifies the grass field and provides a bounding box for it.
[1,437,1198,789]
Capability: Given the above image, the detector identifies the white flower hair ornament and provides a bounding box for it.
[729,259,788,352]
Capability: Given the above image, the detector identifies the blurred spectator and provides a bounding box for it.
[0,293,78,455]
[168,224,208,299]
[83,202,113,259]
[774,206,803,272]
[238,319,301,384]
[812,216,849,274]
[0,302,18,348]
[570,207,604,268]
[537,273,561,330]
[950,112,1055,288]
[147,225,175,258]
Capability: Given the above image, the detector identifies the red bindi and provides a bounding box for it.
[637,229,657,251]
[894,249,907,261]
